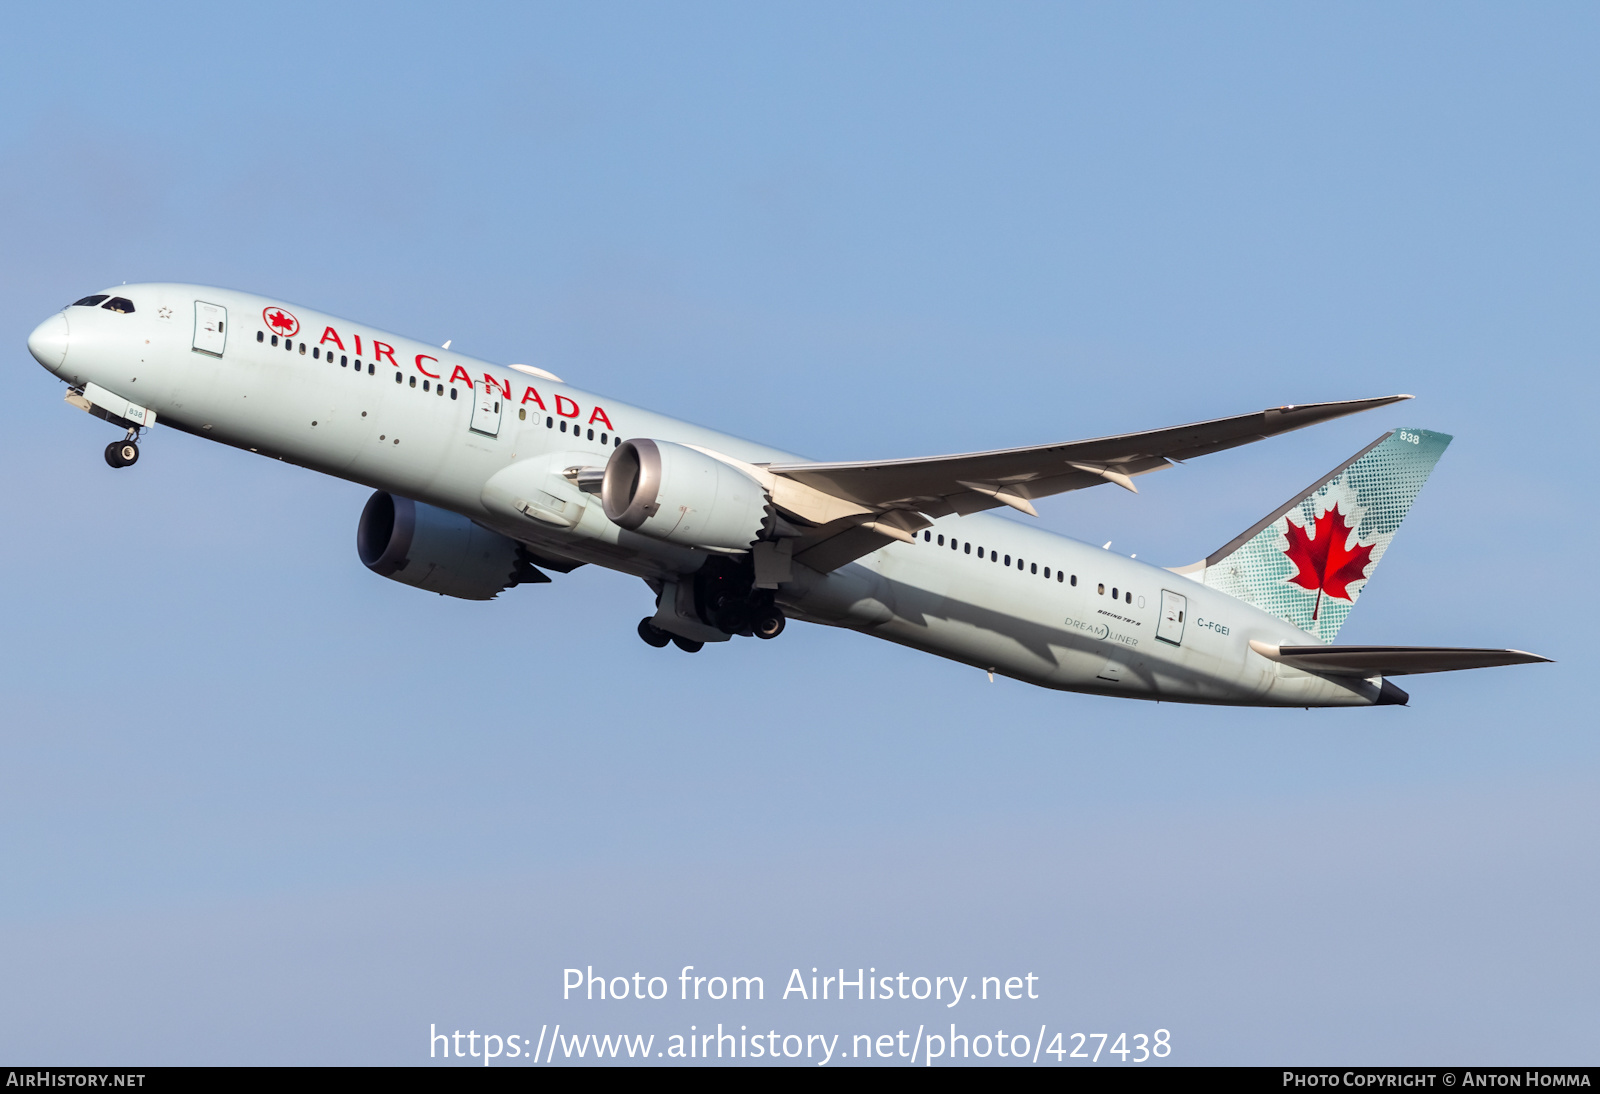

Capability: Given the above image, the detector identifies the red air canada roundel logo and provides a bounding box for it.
[263,307,300,338]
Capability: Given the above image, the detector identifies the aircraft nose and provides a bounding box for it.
[28,312,70,371]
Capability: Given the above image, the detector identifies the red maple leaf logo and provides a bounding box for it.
[263,308,299,336]
[1282,503,1376,620]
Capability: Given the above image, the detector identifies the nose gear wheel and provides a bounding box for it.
[105,440,139,468]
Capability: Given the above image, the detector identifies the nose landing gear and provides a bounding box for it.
[104,430,140,468]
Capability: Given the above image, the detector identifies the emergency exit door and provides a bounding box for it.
[193,301,227,357]
[1156,589,1187,646]
[470,381,503,437]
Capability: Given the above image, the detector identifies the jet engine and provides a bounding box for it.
[356,491,547,600]
[601,439,772,551]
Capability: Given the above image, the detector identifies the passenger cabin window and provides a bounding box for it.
[71,295,110,308]
[256,331,264,342]
[102,297,135,314]
[1070,575,1077,586]
[1098,584,1105,595]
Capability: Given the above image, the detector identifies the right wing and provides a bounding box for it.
[754,395,1412,572]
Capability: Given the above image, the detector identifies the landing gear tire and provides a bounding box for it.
[754,610,786,640]
[712,601,752,636]
[105,441,139,468]
[671,636,704,653]
[637,618,671,648]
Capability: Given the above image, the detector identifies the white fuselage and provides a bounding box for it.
[31,284,1381,707]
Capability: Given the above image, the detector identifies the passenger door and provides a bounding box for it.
[470,380,503,437]
[1156,589,1187,646]
[192,301,227,357]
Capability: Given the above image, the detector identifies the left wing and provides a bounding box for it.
[758,395,1410,572]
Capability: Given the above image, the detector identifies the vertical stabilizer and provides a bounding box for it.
[1172,428,1451,642]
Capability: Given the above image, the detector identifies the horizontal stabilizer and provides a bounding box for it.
[1249,640,1552,677]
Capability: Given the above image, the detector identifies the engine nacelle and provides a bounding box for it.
[357,492,543,600]
[601,439,770,551]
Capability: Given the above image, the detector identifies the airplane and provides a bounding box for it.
[25,284,1549,708]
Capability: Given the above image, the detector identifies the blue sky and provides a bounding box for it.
[0,2,1594,1065]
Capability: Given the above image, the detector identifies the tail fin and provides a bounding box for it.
[1171,428,1451,641]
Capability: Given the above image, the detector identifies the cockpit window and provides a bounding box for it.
[71,295,109,307]
[101,297,135,314]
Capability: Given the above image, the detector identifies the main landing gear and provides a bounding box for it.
[104,430,140,468]
[637,617,706,653]
[637,557,788,653]
[696,555,786,640]
[753,610,785,640]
